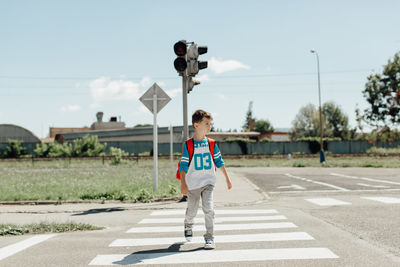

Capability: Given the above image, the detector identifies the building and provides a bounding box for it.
[50,112,125,140]
[53,112,290,143]
[55,125,194,143]
[259,128,291,142]
[0,124,41,143]
[0,124,41,154]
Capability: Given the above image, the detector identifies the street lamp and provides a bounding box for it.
[310,49,326,163]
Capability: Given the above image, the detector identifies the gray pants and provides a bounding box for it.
[184,184,215,240]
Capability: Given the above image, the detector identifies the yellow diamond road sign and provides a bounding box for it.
[139,83,171,114]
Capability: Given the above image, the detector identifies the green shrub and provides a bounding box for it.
[34,142,72,158]
[3,140,26,158]
[109,147,129,165]
[292,162,306,167]
[136,189,152,202]
[259,137,273,143]
[224,138,256,143]
[295,137,342,142]
[71,135,106,157]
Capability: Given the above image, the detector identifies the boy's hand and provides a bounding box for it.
[226,179,232,190]
[181,182,189,195]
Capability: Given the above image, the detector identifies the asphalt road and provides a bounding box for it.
[1,167,400,266]
[234,167,400,265]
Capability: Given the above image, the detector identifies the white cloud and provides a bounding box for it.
[60,105,81,112]
[208,57,250,74]
[166,88,181,98]
[89,76,148,102]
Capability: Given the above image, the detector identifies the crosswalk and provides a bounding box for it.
[305,196,400,206]
[89,209,339,265]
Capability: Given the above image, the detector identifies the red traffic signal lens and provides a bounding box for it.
[174,41,187,56]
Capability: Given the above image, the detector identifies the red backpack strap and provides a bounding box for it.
[207,138,216,160]
[176,138,194,180]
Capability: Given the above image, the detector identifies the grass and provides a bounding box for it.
[365,147,400,154]
[224,155,400,168]
[0,158,180,202]
[0,222,104,236]
[0,156,398,202]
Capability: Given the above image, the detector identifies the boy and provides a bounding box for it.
[179,109,232,249]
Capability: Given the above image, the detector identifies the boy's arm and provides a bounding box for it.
[180,171,188,195]
[179,142,190,195]
[213,144,232,190]
[220,165,232,190]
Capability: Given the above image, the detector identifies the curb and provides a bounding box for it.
[0,197,180,206]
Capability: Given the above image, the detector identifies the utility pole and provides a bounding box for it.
[311,49,326,163]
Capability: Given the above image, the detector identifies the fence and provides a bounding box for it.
[1,140,399,157]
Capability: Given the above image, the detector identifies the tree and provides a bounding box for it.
[362,52,400,128]
[290,104,318,139]
[323,102,350,140]
[290,102,350,140]
[242,101,255,131]
[254,119,274,134]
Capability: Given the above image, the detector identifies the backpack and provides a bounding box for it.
[176,137,216,180]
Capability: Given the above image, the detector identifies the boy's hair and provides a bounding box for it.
[192,110,213,125]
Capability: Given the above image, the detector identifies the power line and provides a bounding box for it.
[0,80,365,89]
[0,68,373,81]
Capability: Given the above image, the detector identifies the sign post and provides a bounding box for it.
[139,83,171,191]
[169,124,173,166]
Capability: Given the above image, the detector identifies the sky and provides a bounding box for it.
[1,0,399,138]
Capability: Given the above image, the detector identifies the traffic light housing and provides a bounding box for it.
[173,40,187,74]
[187,44,208,76]
[188,77,200,94]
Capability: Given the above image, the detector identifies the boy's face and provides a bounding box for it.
[194,118,213,136]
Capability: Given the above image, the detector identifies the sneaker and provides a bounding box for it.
[204,239,216,250]
[184,228,193,242]
[178,196,187,202]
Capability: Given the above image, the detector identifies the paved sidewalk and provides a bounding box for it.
[0,168,267,216]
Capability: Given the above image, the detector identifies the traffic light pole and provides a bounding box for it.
[182,75,189,141]
[174,40,208,142]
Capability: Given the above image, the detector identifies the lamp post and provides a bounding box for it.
[310,49,326,163]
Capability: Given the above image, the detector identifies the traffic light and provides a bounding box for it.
[173,40,187,75]
[187,77,200,94]
[186,43,208,76]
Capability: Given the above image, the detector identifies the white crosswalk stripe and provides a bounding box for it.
[304,196,400,207]
[305,198,351,206]
[139,215,286,224]
[89,209,339,265]
[127,222,298,233]
[89,248,339,265]
[151,209,278,216]
[361,197,400,204]
[110,232,314,247]
[0,234,56,261]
